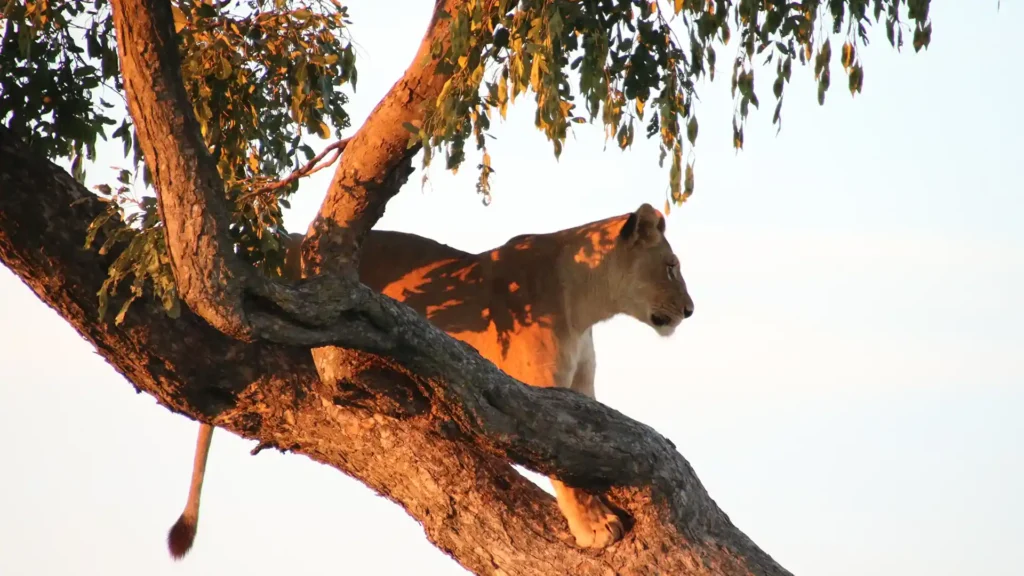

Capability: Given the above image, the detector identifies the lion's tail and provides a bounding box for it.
[166,233,302,560]
[168,422,214,560]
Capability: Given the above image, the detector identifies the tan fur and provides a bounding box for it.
[168,203,694,557]
[167,419,213,559]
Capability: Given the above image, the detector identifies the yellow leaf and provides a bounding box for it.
[171,5,187,33]
[436,78,453,107]
[497,81,508,119]
[319,121,330,139]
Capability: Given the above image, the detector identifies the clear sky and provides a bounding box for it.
[2,2,1022,575]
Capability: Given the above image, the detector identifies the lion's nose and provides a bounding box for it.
[683,303,694,319]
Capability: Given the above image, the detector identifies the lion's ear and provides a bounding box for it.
[619,203,665,246]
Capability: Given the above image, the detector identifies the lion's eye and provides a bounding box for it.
[666,263,677,281]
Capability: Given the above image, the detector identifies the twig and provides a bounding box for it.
[250,441,274,455]
[256,137,351,196]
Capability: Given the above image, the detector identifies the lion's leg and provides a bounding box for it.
[548,329,624,548]
[549,478,624,548]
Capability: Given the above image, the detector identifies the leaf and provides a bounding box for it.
[71,154,85,184]
[196,3,216,18]
[683,162,694,201]
[686,116,698,146]
[171,5,188,33]
[913,23,932,52]
[817,68,830,105]
[163,293,181,319]
[841,42,854,70]
[114,294,139,325]
[848,64,864,95]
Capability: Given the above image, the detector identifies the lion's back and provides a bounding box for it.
[359,229,475,294]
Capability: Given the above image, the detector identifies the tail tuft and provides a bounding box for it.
[167,514,197,560]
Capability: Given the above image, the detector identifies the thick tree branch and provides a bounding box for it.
[1,126,790,576]
[109,0,253,339]
[304,0,460,272]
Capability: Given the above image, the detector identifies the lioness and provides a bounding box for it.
[168,203,694,558]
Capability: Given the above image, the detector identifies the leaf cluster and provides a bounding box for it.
[2,0,357,321]
[414,0,932,206]
[168,0,356,278]
[1,0,121,175]
[82,169,181,325]
[3,0,933,321]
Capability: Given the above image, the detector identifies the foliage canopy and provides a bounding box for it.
[1,0,932,320]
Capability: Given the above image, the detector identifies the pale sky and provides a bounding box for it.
[2,2,1022,575]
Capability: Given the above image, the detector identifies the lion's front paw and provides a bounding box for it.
[567,498,624,549]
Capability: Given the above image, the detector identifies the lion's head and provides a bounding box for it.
[612,203,694,336]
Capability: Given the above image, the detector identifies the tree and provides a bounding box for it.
[0,0,933,574]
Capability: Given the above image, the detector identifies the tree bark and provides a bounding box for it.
[109,0,254,340]
[301,0,458,273]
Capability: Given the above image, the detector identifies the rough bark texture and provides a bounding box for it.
[301,0,456,273]
[110,0,254,339]
[1,0,793,572]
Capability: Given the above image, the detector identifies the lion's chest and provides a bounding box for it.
[448,319,576,389]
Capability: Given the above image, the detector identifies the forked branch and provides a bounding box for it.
[108,0,456,348]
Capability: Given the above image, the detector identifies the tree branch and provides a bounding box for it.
[1,124,790,576]
[244,137,351,199]
[110,0,254,339]
[303,0,460,272]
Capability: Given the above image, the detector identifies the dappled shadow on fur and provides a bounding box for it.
[356,221,623,359]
